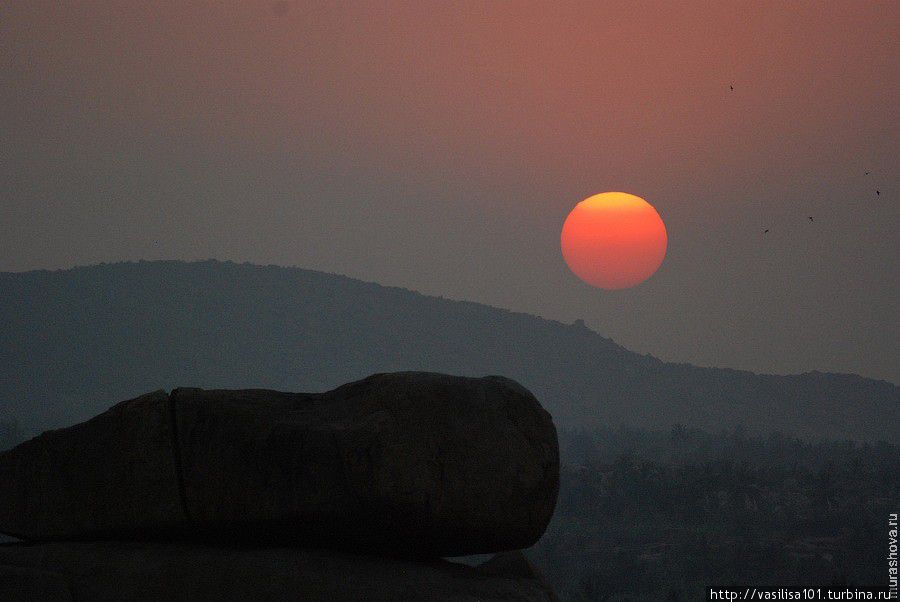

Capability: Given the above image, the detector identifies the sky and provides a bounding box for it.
[1,1,897,382]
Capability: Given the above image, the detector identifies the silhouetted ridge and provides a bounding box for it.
[0,260,896,442]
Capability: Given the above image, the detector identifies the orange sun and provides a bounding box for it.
[561,192,667,290]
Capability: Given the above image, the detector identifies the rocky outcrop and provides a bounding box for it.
[477,549,549,582]
[0,389,182,541]
[0,542,556,601]
[0,372,559,558]
[0,561,73,601]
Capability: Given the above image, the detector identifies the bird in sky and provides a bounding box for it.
[730,84,734,91]
[808,217,814,222]
[764,229,769,234]
[865,171,871,175]
[876,190,880,196]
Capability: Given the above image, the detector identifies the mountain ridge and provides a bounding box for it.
[1,260,896,442]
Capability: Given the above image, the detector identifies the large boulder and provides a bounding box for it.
[0,541,555,601]
[0,372,559,557]
[0,562,73,601]
[0,389,183,541]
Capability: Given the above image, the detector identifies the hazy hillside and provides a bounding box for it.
[1,260,896,442]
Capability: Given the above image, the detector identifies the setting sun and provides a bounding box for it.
[561,192,667,289]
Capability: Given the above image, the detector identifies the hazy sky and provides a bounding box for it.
[1,1,897,382]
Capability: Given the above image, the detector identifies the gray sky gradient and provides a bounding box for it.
[1,1,897,382]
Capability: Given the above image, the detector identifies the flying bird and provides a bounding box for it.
[876,190,880,196]
[865,171,871,175]
[730,84,734,91]
[764,229,769,234]
[808,217,814,222]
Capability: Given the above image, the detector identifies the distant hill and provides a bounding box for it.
[1,260,896,442]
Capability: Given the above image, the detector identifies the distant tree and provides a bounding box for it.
[670,423,689,463]
[542,426,900,599]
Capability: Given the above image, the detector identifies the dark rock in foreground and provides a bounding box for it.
[0,541,555,601]
[477,549,549,583]
[0,372,559,557]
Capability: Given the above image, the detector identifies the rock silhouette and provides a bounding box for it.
[0,372,559,558]
[0,542,556,601]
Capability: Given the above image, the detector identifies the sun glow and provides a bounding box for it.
[560,192,667,290]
